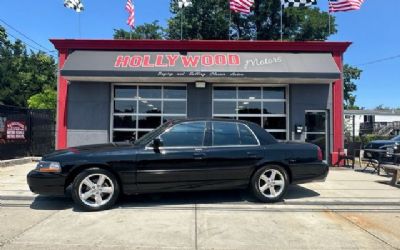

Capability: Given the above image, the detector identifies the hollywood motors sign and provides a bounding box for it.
[114,53,241,68]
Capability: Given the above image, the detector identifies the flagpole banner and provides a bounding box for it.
[329,0,364,12]
[64,0,84,12]
[230,0,254,14]
[126,0,135,28]
[281,0,317,8]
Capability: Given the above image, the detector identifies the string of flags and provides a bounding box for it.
[64,0,84,12]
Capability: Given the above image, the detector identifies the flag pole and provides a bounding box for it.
[328,0,331,37]
[280,3,283,41]
[229,10,231,40]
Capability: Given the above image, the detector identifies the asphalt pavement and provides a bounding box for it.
[0,163,399,249]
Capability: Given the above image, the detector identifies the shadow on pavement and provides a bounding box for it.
[25,185,319,211]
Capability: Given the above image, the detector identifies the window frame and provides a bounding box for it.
[212,84,289,141]
[210,121,260,147]
[110,83,188,142]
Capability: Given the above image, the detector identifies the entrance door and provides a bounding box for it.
[305,111,328,162]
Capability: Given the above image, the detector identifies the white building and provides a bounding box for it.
[344,110,400,137]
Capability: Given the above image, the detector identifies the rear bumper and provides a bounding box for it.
[290,162,329,184]
[27,170,66,195]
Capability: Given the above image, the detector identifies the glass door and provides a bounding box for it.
[305,110,328,162]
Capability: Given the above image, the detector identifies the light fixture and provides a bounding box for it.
[249,97,255,100]
[243,102,249,105]
[195,81,206,88]
[142,100,148,103]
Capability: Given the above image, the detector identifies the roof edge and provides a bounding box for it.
[50,39,351,54]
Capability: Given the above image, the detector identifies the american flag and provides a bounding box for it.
[230,0,254,14]
[329,0,364,13]
[126,0,135,28]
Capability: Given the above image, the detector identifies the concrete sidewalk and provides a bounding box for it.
[0,163,399,249]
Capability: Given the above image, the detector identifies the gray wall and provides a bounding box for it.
[187,83,213,118]
[67,82,110,147]
[289,84,331,141]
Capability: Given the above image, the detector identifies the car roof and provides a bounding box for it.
[171,118,254,125]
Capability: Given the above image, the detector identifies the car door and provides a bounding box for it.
[204,121,264,187]
[136,121,209,192]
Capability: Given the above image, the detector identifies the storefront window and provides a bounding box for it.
[213,85,287,141]
[112,85,187,142]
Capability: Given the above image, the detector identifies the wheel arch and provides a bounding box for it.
[65,164,123,192]
[252,162,293,184]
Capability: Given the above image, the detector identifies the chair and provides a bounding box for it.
[335,142,361,169]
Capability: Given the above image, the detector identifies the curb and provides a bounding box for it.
[0,157,41,168]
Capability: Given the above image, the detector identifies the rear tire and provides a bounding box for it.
[250,165,288,203]
[71,168,120,211]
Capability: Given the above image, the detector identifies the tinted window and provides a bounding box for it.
[238,124,258,145]
[212,122,241,146]
[160,122,205,147]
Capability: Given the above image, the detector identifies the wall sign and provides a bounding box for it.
[6,121,26,140]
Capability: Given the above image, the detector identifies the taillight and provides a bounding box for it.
[317,147,323,161]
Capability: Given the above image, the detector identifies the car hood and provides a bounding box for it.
[367,140,398,149]
[42,142,140,161]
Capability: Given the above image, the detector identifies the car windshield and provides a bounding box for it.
[133,121,173,146]
[391,135,400,141]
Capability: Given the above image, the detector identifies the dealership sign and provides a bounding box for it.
[61,51,341,80]
[6,121,26,140]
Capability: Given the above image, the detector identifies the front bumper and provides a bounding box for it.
[27,170,66,195]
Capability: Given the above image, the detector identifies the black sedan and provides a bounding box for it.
[28,119,328,211]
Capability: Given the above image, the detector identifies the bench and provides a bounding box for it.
[381,164,400,186]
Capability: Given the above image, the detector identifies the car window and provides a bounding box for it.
[238,124,258,145]
[160,122,206,147]
[391,135,400,141]
[212,122,241,146]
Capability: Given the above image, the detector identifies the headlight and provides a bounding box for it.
[36,161,61,173]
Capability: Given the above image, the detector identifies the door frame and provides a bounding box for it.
[305,110,329,163]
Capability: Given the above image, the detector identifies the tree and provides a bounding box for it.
[27,86,57,110]
[167,0,336,40]
[343,64,362,110]
[0,25,57,108]
[113,21,166,39]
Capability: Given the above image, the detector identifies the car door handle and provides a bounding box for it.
[247,152,258,159]
[193,153,206,160]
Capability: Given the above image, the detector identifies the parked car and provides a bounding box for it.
[27,119,328,211]
[364,135,400,160]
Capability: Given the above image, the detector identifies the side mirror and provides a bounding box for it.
[153,138,163,150]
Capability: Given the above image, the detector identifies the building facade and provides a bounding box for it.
[51,39,351,164]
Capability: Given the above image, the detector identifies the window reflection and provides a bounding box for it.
[164,101,186,114]
[237,101,261,114]
[214,101,236,114]
[263,87,285,99]
[139,101,161,114]
[114,101,136,113]
[263,102,285,114]
[113,131,136,142]
[164,86,186,99]
[263,117,286,129]
[138,116,161,129]
[138,86,162,99]
[213,87,236,99]
[238,87,261,99]
[115,86,136,98]
[113,116,136,129]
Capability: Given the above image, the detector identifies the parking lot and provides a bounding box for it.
[0,163,399,250]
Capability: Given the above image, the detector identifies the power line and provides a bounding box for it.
[356,54,400,67]
[4,30,42,52]
[0,18,55,54]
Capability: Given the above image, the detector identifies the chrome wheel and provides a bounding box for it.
[258,169,285,198]
[78,174,114,208]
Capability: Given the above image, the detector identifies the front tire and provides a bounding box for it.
[250,165,288,203]
[71,168,120,211]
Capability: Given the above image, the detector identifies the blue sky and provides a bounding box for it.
[1,0,399,109]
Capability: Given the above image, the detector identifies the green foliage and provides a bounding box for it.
[343,64,362,110]
[166,0,336,40]
[27,86,57,110]
[353,134,392,145]
[167,0,230,40]
[0,25,57,108]
[113,21,166,40]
